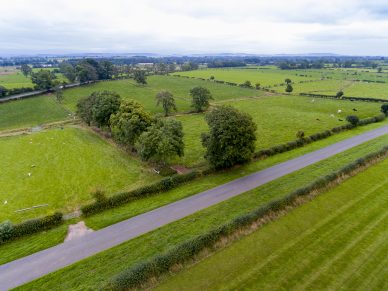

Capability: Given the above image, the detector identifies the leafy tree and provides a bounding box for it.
[190,86,213,112]
[110,100,153,148]
[381,104,388,116]
[30,70,56,90]
[285,84,293,93]
[76,62,98,83]
[168,63,176,73]
[156,90,177,116]
[181,62,198,71]
[210,75,215,80]
[53,82,64,103]
[285,78,292,84]
[76,91,121,127]
[240,80,252,88]
[201,106,257,169]
[346,115,359,126]
[20,64,32,77]
[255,83,261,89]
[59,62,76,82]
[133,70,147,85]
[137,118,184,165]
[99,60,115,80]
[377,67,383,73]
[336,90,344,98]
[0,85,7,97]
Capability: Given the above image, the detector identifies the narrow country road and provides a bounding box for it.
[0,125,387,290]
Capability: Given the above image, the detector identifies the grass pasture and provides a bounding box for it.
[61,75,261,113]
[0,67,68,89]
[0,126,158,222]
[173,68,324,87]
[156,157,388,291]
[175,95,382,166]
[0,96,70,131]
[18,135,388,290]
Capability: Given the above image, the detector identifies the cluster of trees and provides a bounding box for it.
[61,59,116,83]
[207,60,246,68]
[75,86,258,170]
[278,60,324,70]
[76,91,184,165]
[285,78,293,92]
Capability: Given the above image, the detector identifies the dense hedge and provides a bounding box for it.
[254,114,386,159]
[299,92,388,103]
[0,212,63,244]
[81,171,201,216]
[106,146,388,290]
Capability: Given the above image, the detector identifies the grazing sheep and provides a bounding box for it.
[337,109,342,114]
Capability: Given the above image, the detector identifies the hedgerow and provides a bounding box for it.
[0,212,63,245]
[254,114,385,159]
[81,171,201,216]
[106,146,388,290]
[299,92,387,103]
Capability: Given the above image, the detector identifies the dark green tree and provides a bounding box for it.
[76,91,121,127]
[76,62,98,83]
[110,100,153,148]
[59,62,76,82]
[285,84,293,93]
[380,104,388,116]
[133,70,147,85]
[346,115,360,126]
[255,83,261,89]
[137,119,184,165]
[285,78,292,84]
[0,85,7,97]
[201,106,257,169]
[336,90,344,98]
[156,90,177,116]
[240,80,252,88]
[20,64,32,77]
[53,81,64,103]
[30,70,56,90]
[190,86,213,112]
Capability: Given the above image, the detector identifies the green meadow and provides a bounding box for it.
[156,157,388,291]
[0,126,158,222]
[18,135,388,290]
[61,75,262,113]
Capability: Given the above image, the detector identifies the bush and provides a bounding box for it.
[0,221,14,243]
[0,213,63,245]
[381,104,388,116]
[346,115,360,126]
[296,130,305,139]
[107,146,388,290]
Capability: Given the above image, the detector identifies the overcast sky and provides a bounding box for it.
[1,0,388,56]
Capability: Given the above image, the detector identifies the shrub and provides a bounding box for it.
[336,91,344,98]
[0,221,14,243]
[381,104,388,116]
[346,115,360,126]
[296,130,305,139]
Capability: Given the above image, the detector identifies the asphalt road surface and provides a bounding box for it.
[0,125,387,290]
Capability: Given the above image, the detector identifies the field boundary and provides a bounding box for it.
[299,92,388,103]
[107,146,388,290]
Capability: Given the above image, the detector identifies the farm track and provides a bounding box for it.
[0,125,387,290]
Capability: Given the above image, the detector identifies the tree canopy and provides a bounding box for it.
[30,70,56,90]
[156,90,177,116]
[190,86,213,112]
[201,106,257,169]
[137,118,184,165]
[110,100,153,148]
[133,70,147,85]
[76,91,121,127]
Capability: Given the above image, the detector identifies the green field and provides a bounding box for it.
[289,79,388,100]
[2,121,385,266]
[0,67,68,89]
[17,135,388,290]
[62,75,261,113]
[156,158,388,291]
[0,96,70,131]
[173,68,324,87]
[0,126,158,222]
[175,95,382,166]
